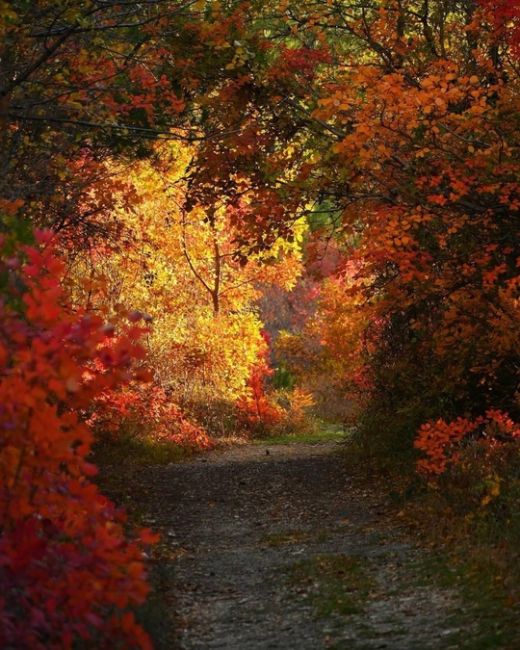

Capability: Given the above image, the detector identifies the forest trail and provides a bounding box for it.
[135,442,468,649]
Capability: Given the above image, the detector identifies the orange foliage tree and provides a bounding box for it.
[251,0,520,465]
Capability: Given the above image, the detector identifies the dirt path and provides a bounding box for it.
[135,442,469,649]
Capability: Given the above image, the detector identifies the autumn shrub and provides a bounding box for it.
[237,334,317,438]
[426,440,520,518]
[411,411,519,542]
[415,410,520,478]
[0,231,157,649]
[271,325,353,428]
[236,333,284,436]
[269,387,318,437]
[184,397,239,439]
[403,418,520,606]
[91,382,213,452]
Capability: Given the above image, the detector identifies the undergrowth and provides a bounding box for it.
[92,432,194,468]
[342,430,520,646]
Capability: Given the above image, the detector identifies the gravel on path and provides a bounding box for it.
[135,442,468,649]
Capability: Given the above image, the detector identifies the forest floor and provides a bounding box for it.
[106,438,512,650]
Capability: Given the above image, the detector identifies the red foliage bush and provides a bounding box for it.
[415,410,520,476]
[92,383,213,450]
[236,332,282,434]
[0,232,157,649]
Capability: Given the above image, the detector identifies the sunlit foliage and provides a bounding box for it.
[0,0,519,645]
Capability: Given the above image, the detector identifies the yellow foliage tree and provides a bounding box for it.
[68,143,304,431]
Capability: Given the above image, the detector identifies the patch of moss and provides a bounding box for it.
[410,554,520,649]
[288,554,374,618]
[257,424,348,446]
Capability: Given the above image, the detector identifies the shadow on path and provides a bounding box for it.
[135,443,467,649]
